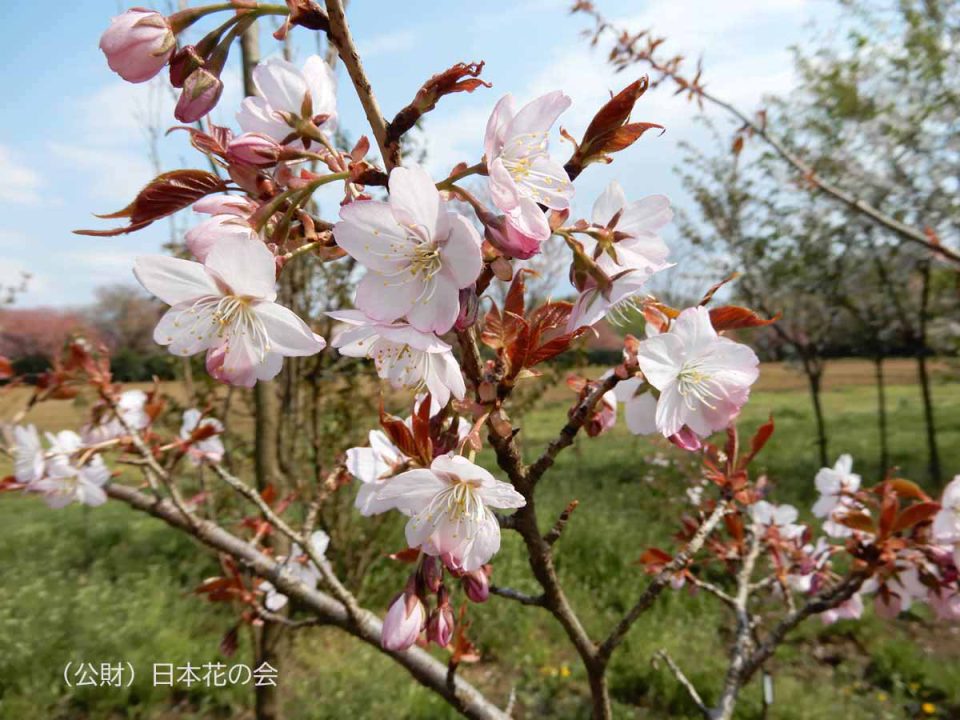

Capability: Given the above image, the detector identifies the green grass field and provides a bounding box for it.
[1,360,958,719]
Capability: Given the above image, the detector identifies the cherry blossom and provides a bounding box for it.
[334,165,483,334]
[82,389,150,444]
[259,530,330,611]
[193,194,258,218]
[347,430,407,514]
[933,475,960,544]
[636,306,759,439]
[612,377,658,435]
[99,9,174,84]
[368,453,525,571]
[820,593,864,625]
[134,235,325,387]
[13,424,44,484]
[185,214,258,263]
[567,182,673,331]
[484,92,573,250]
[237,56,337,144]
[327,310,465,412]
[381,591,426,651]
[179,409,225,465]
[750,501,805,540]
[812,454,863,538]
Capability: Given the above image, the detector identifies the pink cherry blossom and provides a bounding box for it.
[636,306,759,439]
[612,377,658,435]
[237,56,337,143]
[485,91,573,211]
[820,593,864,625]
[484,91,573,256]
[328,310,466,413]
[179,409,225,465]
[334,165,483,334]
[193,194,258,218]
[134,236,325,387]
[99,9,175,83]
[368,453,525,571]
[184,214,258,262]
[381,592,426,651]
[567,182,674,331]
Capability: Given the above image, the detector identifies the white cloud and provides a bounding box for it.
[47,142,155,205]
[0,145,42,205]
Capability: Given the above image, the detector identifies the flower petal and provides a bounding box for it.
[134,255,219,306]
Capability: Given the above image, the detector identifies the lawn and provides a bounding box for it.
[0,359,958,719]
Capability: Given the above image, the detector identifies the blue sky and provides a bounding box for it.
[0,0,837,307]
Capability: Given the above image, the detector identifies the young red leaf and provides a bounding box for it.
[835,511,875,534]
[709,306,780,332]
[891,501,941,534]
[75,169,227,236]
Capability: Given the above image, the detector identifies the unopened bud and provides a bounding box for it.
[99,9,175,84]
[175,68,223,123]
[169,45,203,88]
[454,286,480,331]
[426,604,455,647]
[227,132,282,167]
[381,591,426,652]
[462,568,490,603]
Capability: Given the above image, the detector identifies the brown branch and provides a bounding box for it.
[596,500,729,663]
[543,499,580,546]
[527,373,621,487]
[489,585,546,607]
[105,483,509,720]
[323,0,395,169]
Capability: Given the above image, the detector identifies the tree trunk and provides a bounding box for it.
[802,357,829,468]
[241,22,286,720]
[915,261,941,486]
[873,355,889,474]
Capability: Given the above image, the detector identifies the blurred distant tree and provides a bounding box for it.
[86,284,162,355]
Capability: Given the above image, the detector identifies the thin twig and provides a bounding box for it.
[489,585,546,607]
[543,499,580,546]
[323,0,394,169]
[597,501,729,663]
[653,649,709,715]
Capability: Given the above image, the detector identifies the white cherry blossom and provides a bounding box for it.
[368,453,525,571]
[347,430,407,515]
[237,55,337,143]
[328,310,465,413]
[933,475,960,544]
[82,389,150,444]
[567,182,673,331]
[636,306,759,439]
[134,236,325,387]
[13,424,45,484]
[750,501,805,540]
[179,409,225,465]
[812,454,863,538]
[334,165,482,334]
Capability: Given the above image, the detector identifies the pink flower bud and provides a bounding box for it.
[100,9,175,84]
[668,426,703,452]
[419,556,442,594]
[426,605,455,647]
[381,593,425,652]
[169,45,203,88]
[483,213,544,260]
[175,68,224,123]
[227,133,283,167]
[193,194,258,218]
[462,568,490,603]
[185,215,257,262]
[454,287,479,331]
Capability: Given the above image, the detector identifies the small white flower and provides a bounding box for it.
[258,530,330,610]
[812,454,863,538]
[367,453,525,571]
[328,309,466,414]
[13,424,45,484]
[750,500,805,540]
[179,409,225,465]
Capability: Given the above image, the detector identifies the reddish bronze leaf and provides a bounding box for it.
[891,501,940,534]
[75,169,227,236]
[709,305,780,332]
